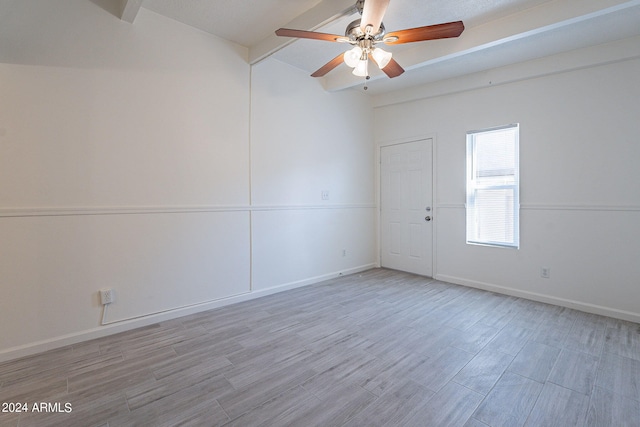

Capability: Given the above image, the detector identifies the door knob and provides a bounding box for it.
[425,216,431,221]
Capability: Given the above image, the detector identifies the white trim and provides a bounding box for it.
[250,263,377,296]
[433,203,640,212]
[0,204,376,218]
[0,205,249,218]
[436,274,640,324]
[431,137,438,279]
[437,203,465,209]
[521,204,640,212]
[0,263,376,363]
[377,133,437,148]
[250,203,376,211]
[375,147,381,267]
[249,63,254,294]
[467,123,519,136]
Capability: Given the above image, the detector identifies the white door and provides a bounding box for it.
[380,139,433,277]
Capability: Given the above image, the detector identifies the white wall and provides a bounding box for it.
[250,59,376,292]
[0,1,376,360]
[373,38,640,321]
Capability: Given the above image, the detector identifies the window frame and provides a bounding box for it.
[466,124,520,249]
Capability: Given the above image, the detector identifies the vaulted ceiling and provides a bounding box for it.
[10,0,640,95]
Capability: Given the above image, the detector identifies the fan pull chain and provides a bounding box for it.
[363,75,370,91]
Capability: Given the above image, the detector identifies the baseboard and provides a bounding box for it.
[0,292,254,363]
[0,263,377,363]
[251,264,377,295]
[436,274,640,324]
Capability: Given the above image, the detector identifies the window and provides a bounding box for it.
[466,124,519,248]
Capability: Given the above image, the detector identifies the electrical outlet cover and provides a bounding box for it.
[100,289,115,305]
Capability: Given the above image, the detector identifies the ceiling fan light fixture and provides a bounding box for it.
[344,45,363,68]
[274,1,465,80]
[353,58,369,77]
[372,47,392,69]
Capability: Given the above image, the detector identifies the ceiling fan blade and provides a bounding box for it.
[360,0,390,35]
[311,53,345,77]
[384,21,464,44]
[380,58,404,78]
[275,28,347,42]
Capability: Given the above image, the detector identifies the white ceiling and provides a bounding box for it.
[141,0,327,48]
[142,0,551,47]
[134,0,640,95]
[5,0,640,95]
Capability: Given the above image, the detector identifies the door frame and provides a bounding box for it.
[376,134,438,277]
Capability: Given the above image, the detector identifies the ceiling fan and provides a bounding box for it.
[275,0,464,80]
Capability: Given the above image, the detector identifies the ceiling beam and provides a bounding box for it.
[249,0,356,65]
[374,35,640,106]
[120,0,144,24]
[320,0,640,91]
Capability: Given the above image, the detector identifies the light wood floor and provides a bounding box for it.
[1,269,639,426]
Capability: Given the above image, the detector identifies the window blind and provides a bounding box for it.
[466,124,519,248]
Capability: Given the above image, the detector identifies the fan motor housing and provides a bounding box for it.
[345,19,386,41]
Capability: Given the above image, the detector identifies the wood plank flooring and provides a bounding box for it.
[1,268,639,426]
